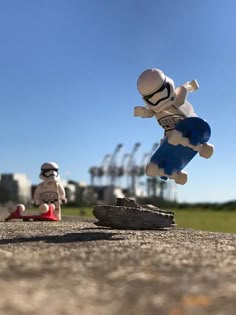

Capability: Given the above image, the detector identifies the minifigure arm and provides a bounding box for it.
[57,183,67,204]
[33,185,41,205]
[175,80,199,106]
[134,106,155,118]
[175,86,188,106]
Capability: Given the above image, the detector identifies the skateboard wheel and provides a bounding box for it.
[199,143,214,159]
[174,171,188,185]
[145,162,164,177]
[145,162,158,176]
[18,204,26,214]
[39,204,49,214]
[168,130,184,146]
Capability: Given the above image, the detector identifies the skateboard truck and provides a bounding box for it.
[146,162,188,185]
[168,130,214,159]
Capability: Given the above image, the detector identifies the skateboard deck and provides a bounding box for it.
[149,117,212,181]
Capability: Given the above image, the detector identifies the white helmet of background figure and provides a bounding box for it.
[137,68,176,113]
[40,162,60,181]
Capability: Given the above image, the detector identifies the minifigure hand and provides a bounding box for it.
[182,81,199,92]
[189,80,199,91]
[34,200,40,206]
[61,198,67,205]
[134,106,145,116]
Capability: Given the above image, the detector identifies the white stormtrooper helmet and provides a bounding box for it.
[40,162,60,181]
[137,68,175,112]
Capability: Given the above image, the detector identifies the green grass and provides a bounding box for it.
[26,206,94,218]
[27,205,236,234]
[174,208,236,233]
[62,207,94,218]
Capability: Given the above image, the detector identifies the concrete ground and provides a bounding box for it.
[0,209,236,315]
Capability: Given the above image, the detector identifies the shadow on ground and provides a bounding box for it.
[0,231,123,244]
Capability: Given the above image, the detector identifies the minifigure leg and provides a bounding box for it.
[54,201,61,220]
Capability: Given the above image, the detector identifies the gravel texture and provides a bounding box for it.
[0,209,236,315]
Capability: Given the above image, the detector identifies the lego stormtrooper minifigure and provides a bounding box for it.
[134,68,214,183]
[33,162,67,220]
[134,68,199,138]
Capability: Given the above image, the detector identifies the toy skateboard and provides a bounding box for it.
[145,117,214,184]
[5,204,59,221]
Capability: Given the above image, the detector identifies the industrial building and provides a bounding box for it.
[88,143,177,204]
[0,143,178,206]
[0,173,32,204]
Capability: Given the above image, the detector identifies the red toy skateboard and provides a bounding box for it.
[5,204,59,221]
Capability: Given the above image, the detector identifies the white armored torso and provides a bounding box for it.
[34,181,64,204]
[153,100,196,133]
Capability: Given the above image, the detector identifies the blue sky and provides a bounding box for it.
[0,0,235,203]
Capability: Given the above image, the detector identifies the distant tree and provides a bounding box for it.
[0,183,11,203]
[82,187,98,206]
